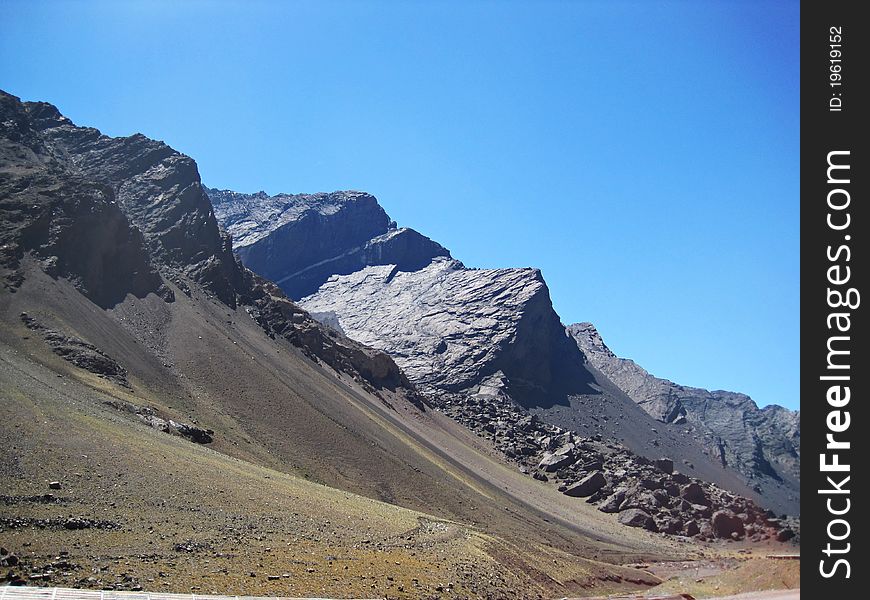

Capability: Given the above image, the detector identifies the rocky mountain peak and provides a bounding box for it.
[209,188,389,249]
[21,100,73,129]
[1,91,168,307]
[1,90,421,402]
[567,322,617,359]
[207,187,450,299]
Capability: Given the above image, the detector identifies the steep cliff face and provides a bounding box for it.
[568,322,800,512]
[0,90,416,398]
[1,95,166,308]
[24,100,241,306]
[208,187,450,299]
[301,257,595,400]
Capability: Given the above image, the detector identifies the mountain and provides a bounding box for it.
[2,90,695,598]
[568,322,800,512]
[208,187,450,300]
[208,187,800,519]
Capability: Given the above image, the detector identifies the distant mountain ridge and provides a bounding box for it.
[208,187,450,299]
[568,322,800,498]
[209,186,801,517]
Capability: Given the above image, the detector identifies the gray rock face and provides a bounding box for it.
[6,95,239,305]
[300,257,589,398]
[208,187,450,299]
[0,95,168,308]
[213,181,800,518]
[0,90,418,401]
[567,322,800,515]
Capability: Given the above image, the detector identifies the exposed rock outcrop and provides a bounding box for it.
[243,274,425,405]
[22,99,241,306]
[208,187,451,299]
[301,257,592,400]
[20,312,130,387]
[0,95,168,307]
[0,90,419,400]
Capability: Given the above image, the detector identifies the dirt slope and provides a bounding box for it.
[1,264,688,598]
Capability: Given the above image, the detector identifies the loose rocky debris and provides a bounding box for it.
[1,547,20,567]
[172,540,211,553]
[243,274,428,409]
[138,412,214,444]
[0,517,120,530]
[1,546,26,586]
[436,373,800,543]
[569,322,801,512]
[20,312,130,387]
[0,494,68,505]
[103,399,214,444]
[1,547,110,589]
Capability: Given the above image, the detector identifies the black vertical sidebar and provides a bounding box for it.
[802,1,866,596]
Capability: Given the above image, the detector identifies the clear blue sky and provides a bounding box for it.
[1,0,799,410]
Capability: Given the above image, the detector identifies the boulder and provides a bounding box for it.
[563,471,606,497]
[640,478,663,490]
[680,482,707,505]
[776,528,796,542]
[711,510,745,539]
[538,452,575,472]
[684,520,701,536]
[598,490,626,513]
[552,442,576,456]
[618,508,657,531]
[652,488,671,506]
[659,517,684,535]
[672,472,690,484]
[654,457,674,474]
[621,488,662,511]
